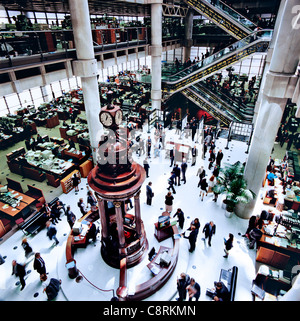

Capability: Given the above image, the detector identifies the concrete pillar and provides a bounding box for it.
[68,0,103,165]
[236,0,300,219]
[183,9,194,63]
[150,1,163,111]
[133,191,142,236]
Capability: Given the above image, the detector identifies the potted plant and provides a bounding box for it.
[213,162,255,217]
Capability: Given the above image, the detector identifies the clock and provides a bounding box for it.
[115,109,123,125]
[100,111,113,127]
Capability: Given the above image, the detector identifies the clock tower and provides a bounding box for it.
[88,103,148,271]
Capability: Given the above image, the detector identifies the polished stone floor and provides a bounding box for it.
[0,124,292,302]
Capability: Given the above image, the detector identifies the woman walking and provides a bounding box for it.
[224,233,234,258]
[199,177,208,201]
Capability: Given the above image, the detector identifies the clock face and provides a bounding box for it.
[100,111,113,127]
[115,109,123,125]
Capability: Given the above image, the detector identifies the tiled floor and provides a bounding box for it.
[1,123,274,302]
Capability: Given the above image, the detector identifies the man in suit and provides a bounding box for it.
[183,225,198,252]
[169,147,175,167]
[173,164,181,186]
[146,182,154,205]
[167,171,176,194]
[216,149,223,167]
[66,205,76,229]
[203,142,208,159]
[202,221,216,246]
[33,252,47,281]
[12,260,26,290]
[208,149,216,170]
[181,159,188,184]
[191,145,198,166]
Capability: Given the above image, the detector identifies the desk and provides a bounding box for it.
[147,246,172,275]
[0,185,36,221]
[252,265,291,300]
[154,223,173,242]
[71,220,92,248]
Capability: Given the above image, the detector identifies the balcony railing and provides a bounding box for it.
[0,27,149,69]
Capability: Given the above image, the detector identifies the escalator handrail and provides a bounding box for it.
[200,0,257,32]
[163,29,273,85]
[189,85,244,122]
[197,82,254,115]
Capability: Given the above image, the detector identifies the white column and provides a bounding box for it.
[236,0,300,219]
[183,9,194,63]
[68,0,103,165]
[150,1,163,111]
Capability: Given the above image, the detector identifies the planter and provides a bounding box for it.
[225,209,234,218]
[221,199,228,210]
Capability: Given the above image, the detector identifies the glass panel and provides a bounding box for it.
[163,30,272,84]
[19,90,32,105]
[194,0,256,31]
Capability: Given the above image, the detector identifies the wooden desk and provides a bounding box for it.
[257,234,300,270]
[0,185,36,221]
[154,223,173,242]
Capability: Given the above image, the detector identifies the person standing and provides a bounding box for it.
[139,138,145,156]
[208,149,216,170]
[202,221,216,246]
[87,190,97,212]
[216,149,223,167]
[46,221,59,246]
[181,159,188,184]
[12,260,26,291]
[197,166,206,187]
[147,136,152,157]
[224,233,234,258]
[72,173,80,192]
[176,273,190,301]
[169,146,175,167]
[183,225,198,253]
[33,252,47,282]
[146,182,154,206]
[66,205,76,229]
[173,164,181,186]
[203,142,208,159]
[143,157,150,178]
[77,198,87,216]
[173,208,185,229]
[199,177,208,201]
[165,191,174,213]
[191,145,198,166]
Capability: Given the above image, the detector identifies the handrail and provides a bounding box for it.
[163,29,272,85]
[204,0,256,31]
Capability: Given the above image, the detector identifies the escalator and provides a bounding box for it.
[184,0,256,40]
[162,29,272,95]
[181,87,231,126]
[192,82,254,122]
